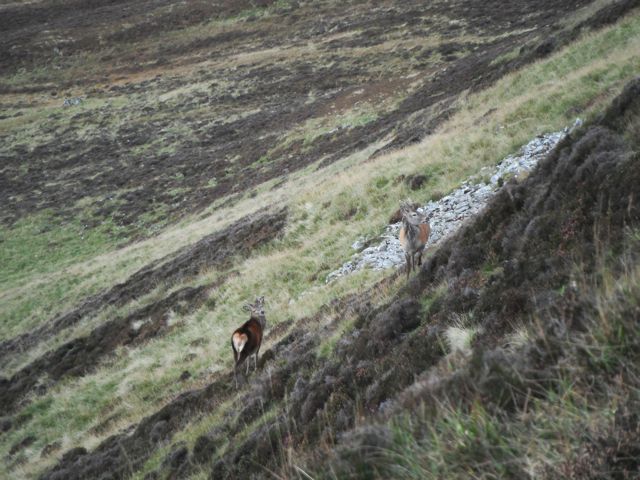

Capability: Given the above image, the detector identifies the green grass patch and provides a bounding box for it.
[0,211,124,289]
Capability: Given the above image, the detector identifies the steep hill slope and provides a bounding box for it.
[2,0,635,231]
[1,1,640,479]
[40,72,640,480]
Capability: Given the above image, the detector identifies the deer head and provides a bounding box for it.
[400,199,427,226]
[242,296,266,329]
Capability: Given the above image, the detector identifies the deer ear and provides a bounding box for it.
[242,304,252,312]
[258,296,265,305]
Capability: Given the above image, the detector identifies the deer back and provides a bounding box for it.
[233,317,263,356]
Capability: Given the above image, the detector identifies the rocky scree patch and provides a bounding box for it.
[327,122,580,281]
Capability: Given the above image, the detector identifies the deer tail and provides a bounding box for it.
[232,332,248,355]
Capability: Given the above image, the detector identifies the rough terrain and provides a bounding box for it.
[327,125,576,280]
[0,208,287,413]
[1,1,640,479]
[40,74,640,480]
[1,0,626,231]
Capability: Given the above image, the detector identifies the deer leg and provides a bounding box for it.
[234,363,238,389]
[245,356,250,375]
[410,252,414,278]
[417,250,423,267]
[255,345,261,372]
[405,252,412,279]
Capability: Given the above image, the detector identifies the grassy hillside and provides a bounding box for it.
[1,0,639,479]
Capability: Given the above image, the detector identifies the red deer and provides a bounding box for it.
[399,200,430,279]
[231,296,267,387]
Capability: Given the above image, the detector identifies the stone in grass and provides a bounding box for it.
[63,97,83,107]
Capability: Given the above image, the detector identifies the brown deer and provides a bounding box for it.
[399,200,430,279]
[231,296,267,387]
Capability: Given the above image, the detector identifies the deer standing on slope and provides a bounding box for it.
[231,296,267,388]
[399,200,430,279]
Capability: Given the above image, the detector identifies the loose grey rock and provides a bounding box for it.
[63,97,83,107]
[351,237,367,251]
[326,126,574,282]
